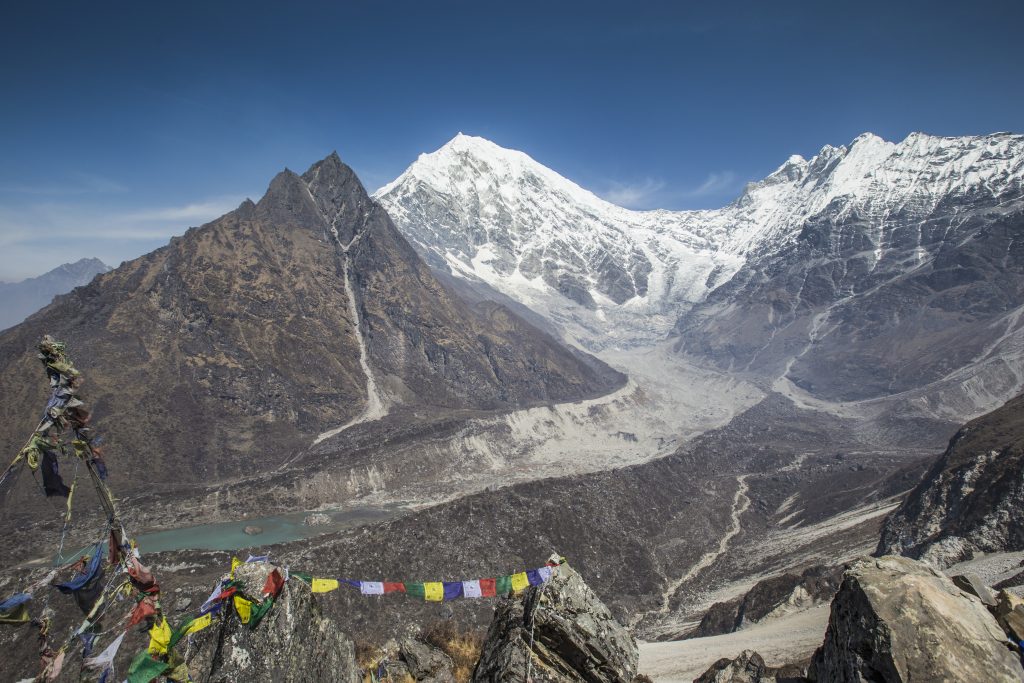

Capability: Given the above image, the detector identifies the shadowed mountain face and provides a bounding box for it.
[0,258,110,331]
[0,153,623,493]
[877,392,1024,566]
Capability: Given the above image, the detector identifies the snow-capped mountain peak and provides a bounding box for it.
[376,131,1024,352]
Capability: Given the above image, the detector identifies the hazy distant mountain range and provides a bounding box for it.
[0,257,110,330]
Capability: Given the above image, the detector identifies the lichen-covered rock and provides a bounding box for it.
[399,637,455,682]
[186,562,361,682]
[694,650,808,683]
[808,556,1022,682]
[472,561,637,682]
[877,393,1024,567]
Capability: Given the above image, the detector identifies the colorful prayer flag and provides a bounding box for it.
[310,578,339,593]
[383,582,405,593]
[405,582,425,599]
[538,566,554,583]
[443,582,463,600]
[263,569,285,598]
[127,650,169,683]
[230,556,242,578]
[462,579,482,598]
[496,575,512,596]
[234,595,252,624]
[360,581,384,595]
[511,572,529,593]
[479,578,497,597]
[84,632,124,670]
[147,617,171,656]
[527,569,543,586]
[424,582,444,602]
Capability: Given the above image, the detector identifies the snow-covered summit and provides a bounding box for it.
[375,131,1024,349]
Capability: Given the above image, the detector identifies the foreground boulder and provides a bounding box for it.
[187,561,361,682]
[694,650,808,682]
[809,556,1022,682]
[472,561,638,682]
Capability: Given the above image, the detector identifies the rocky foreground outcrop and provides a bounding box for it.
[694,650,808,683]
[472,560,639,682]
[877,392,1024,567]
[808,556,1022,682]
[187,562,361,682]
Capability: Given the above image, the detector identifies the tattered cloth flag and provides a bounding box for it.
[54,544,105,613]
[0,592,31,623]
[41,446,70,498]
[147,617,171,656]
[360,581,384,595]
[127,650,168,683]
[84,631,125,671]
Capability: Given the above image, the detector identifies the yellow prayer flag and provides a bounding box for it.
[424,582,444,602]
[185,612,212,636]
[310,578,339,593]
[230,556,242,578]
[511,572,529,593]
[148,616,172,656]
[233,595,252,624]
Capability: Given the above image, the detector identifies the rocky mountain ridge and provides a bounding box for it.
[0,258,110,331]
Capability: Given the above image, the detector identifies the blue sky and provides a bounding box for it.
[1,1,1022,280]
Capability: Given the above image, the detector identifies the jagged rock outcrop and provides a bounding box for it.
[472,562,638,682]
[877,393,1024,567]
[690,566,842,638]
[695,650,808,683]
[186,561,361,682]
[808,556,1022,682]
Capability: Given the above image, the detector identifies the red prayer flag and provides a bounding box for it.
[383,582,405,593]
[127,556,159,594]
[263,569,285,598]
[479,578,497,598]
[128,597,157,627]
[215,587,237,602]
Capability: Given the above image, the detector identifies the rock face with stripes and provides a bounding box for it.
[472,562,639,682]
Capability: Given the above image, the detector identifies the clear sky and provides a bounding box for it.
[2,1,1022,281]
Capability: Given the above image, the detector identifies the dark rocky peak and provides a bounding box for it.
[301,151,376,246]
[472,559,639,682]
[255,167,327,230]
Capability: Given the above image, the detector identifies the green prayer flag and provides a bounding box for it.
[168,615,196,649]
[127,650,169,683]
[249,596,275,628]
[496,575,512,596]
[292,572,312,584]
[404,582,425,600]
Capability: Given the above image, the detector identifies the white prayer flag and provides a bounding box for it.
[84,631,125,670]
[360,581,384,595]
[462,580,482,598]
[538,566,553,583]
